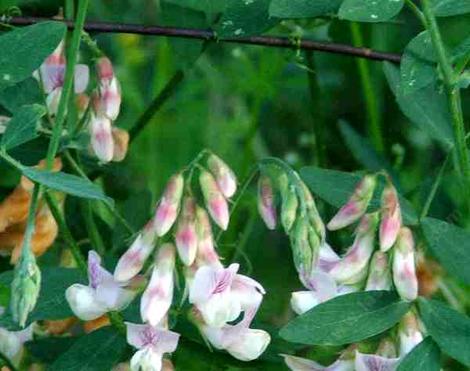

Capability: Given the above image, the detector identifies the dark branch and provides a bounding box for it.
[7,16,402,63]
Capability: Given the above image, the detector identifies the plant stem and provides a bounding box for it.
[44,191,87,272]
[108,311,126,335]
[129,70,185,143]
[350,22,384,154]
[81,200,106,254]
[45,0,89,169]
[421,0,470,190]
[404,0,426,26]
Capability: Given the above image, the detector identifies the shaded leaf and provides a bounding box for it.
[26,337,78,363]
[397,337,441,371]
[22,168,114,206]
[418,298,470,367]
[0,78,43,113]
[431,0,470,16]
[280,291,411,345]
[339,0,404,22]
[0,22,66,91]
[1,104,45,150]
[421,217,470,284]
[269,0,342,19]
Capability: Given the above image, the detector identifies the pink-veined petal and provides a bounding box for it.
[65,284,106,321]
[355,352,399,371]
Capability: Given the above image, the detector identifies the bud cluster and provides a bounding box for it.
[36,42,128,164]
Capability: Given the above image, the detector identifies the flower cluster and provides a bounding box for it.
[65,154,270,369]
[37,41,128,163]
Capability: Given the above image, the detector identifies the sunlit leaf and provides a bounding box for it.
[269,0,342,18]
[339,0,404,22]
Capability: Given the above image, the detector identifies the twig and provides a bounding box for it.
[7,16,402,64]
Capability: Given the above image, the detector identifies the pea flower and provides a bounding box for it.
[112,127,130,162]
[398,312,423,356]
[90,114,114,163]
[126,323,180,371]
[392,227,418,301]
[327,175,376,231]
[283,354,354,371]
[175,197,198,266]
[257,175,277,230]
[380,184,402,252]
[365,251,392,291]
[140,244,176,326]
[66,251,138,321]
[354,351,399,371]
[114,222,157,282]
[199,170,229,230]
[153,174,184,237]
[207,154,237,198]
[195,207,222,268]
[94,57,122,121]
[0,323,33,364]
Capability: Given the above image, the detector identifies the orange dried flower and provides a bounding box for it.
[83,314,111,333]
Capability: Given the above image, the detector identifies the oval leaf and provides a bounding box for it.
[0,22,66,91]
[397,337,441,371]
[269,0,342,18]
[339,0,404,22]
[22,168,114,206]
[1,104,45,150]
[431,0,470,16]
[418,298,470,367]
[421,217,470,284]
[280,291,411,345]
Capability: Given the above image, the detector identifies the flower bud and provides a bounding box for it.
[114,223,157,282]
[96,57,114,81]
[75,94,90,118]
[0,325,33,363]
[111,127,129,162]
[365,251,392,291]
[329,213,378,285]
[300,181,325,241]
[398,312,423,356]
[290,291,319,315]
[98,77,122,121]
[380,183,402,252]
[257,176,277,230]
[281,185,298,233]
[200,170,229,230]
[153,173,184,237]
[355,351,399,371]
[196,207,221,267]
[10,253,41,327]
[207,154,237,198]
[46,40,65,65]
[290,218,313,277]
[327,175,376,231]
[89,114,114,163]
[225,328,271,362]
[175,197,198,266]
[392,227,418,301]
[141,244,175,326]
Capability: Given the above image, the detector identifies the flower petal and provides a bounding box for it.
[355,352,399,371]
[74,64,89,94]
[130,348,162,371]
[65,284,106,321]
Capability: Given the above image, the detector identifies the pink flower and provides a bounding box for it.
[398,312,423,356]
[153,174,184,237]
[126,323,180,371]
[89,114,114,163]
[365,251,392,291]
[257,176,277,230]
[94,57,121,121]
[327,175,376,231]
[355,351,399,371]
[392,227,418,301]
[291,271,337,315]
[141,244,176,326]
[199,170,229,230]
[175,197,198,266]
[207,154,237,198]
[380,184,402,252]
[195,207,222,268]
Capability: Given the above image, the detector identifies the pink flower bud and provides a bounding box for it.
[175,197,198,266]
[93,77,121,121]
[207,154,237,198]
[111,127,129,162]
[114,223,156,282]
[329,213,379,285]
[153,174,184,237]
[365,251,392,291]
[393,227,418,301]
[90,114,114,163]
[196,207,222,267]
[398,312,423,356]
[257,176,277,230]
[140,244,175,326]
[380,183,402,251]
[200,170,229,230]
[327,175,376,231]
[96,57,114,81]
[46,41,65,65]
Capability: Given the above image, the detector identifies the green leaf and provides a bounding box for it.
[215,0,278,38]
[421,217,470,284]
[397,337,441,371]
[0,78,43,113]
[50,328,127,371]
[430,0,470,16]
[0,268,85,329]
[339,0,404,22]
[26,337,78,364]
[401,32,437,95]
[418,298,470,367]
[1,104,45,150]
[165,0,226,13]
[269,0,342,19]
[22,168,114,206]
[300,166,419,225]
[0,21,66,91]
[383,62,454,147]
[280,291,411,345]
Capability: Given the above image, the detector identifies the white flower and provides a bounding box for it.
[126,323,179,371]
[355,351,399,371]
[0,324,33,363]
[66,251,137,321]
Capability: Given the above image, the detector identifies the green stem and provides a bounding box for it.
[421,0,470,188]
[404,0,426,26]
[81,200,106,254]
[44,191,87,272]
[419,154,450,220]
[108,311,126,335]
[350,22,384,153]
[20,185,41,259]
[45,0,89,169]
